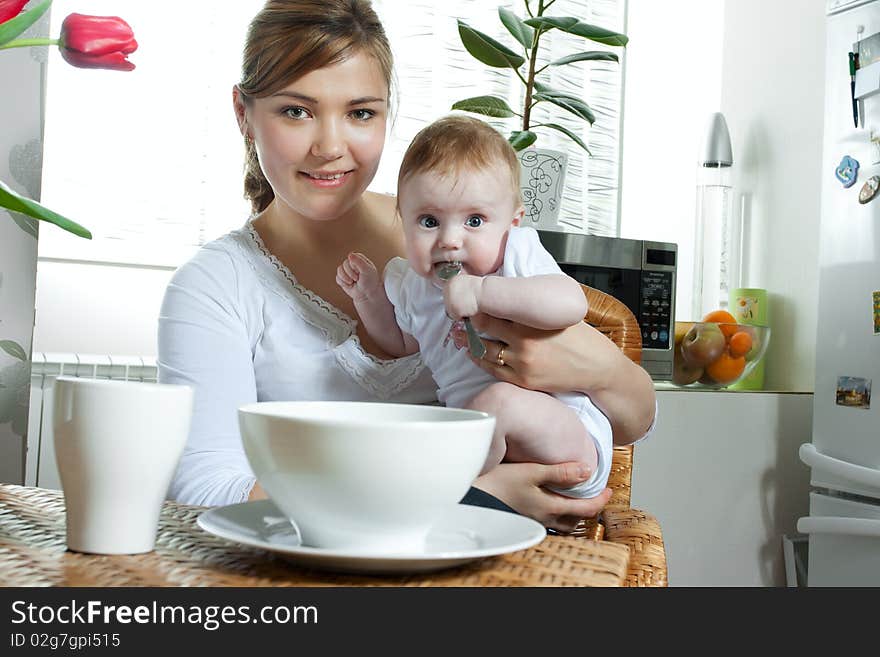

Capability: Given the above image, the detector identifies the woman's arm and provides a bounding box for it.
[158,246,259,506]
[456,313,657,446]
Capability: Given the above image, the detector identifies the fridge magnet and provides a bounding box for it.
[835,155,859,187]
[873,290,880,335]
[836,376,872,409]
[858,175,880,204]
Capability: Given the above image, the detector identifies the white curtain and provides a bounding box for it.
[39,0,624,268]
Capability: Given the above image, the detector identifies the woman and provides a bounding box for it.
[158,0,656,533]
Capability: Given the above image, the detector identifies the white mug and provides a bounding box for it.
[53,376,193,554]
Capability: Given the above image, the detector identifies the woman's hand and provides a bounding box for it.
[454,313,609,393]
[453,313,656,445]
[473,461,612,532]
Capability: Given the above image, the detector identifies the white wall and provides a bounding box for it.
[719,0,826,392]
[619,0,725,322]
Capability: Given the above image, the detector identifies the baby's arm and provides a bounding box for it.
[445,274,587,330]
[336,253,419,357]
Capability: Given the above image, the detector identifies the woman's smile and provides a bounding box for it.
[300,170,354,188]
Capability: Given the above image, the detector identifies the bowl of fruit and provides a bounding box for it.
[672,310,770,389]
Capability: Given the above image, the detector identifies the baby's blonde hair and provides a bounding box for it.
[397,115,521,205]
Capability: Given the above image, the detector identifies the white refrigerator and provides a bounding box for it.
[797,0,880,586]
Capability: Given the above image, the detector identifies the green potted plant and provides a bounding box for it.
[451,0,627,228]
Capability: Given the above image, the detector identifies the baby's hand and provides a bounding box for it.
[336,252,381,303]
[443,274,483,319]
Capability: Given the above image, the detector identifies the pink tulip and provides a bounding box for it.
[59,13,137,72]
[0,0,28,25]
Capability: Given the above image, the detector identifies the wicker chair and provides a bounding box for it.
[573,285,668,587]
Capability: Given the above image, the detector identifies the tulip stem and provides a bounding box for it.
[0,38,60,50]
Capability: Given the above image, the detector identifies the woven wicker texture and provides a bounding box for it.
[574,285,668,587]
[582,285,642,366]
[604,509,668,587]
[0,485,631,587]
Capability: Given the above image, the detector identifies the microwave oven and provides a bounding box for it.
[537,230,677,381]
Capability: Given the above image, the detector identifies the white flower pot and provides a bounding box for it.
[518,147,567,230]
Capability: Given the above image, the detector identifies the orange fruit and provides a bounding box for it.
[728,331,753,358]
[702,309,738,338]
[705,351,746,384]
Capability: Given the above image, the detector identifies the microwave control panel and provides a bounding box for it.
[638,271,674,349]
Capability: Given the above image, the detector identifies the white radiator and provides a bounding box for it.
[27,353,158,490]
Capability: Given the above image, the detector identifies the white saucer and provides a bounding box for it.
[197,500,546,575]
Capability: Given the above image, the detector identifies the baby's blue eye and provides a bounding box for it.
[419,216,439,228]
[465,215,483,228]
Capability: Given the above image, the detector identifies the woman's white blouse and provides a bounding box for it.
[158,221,439,507]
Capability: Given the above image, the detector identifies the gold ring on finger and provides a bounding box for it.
[496,345,506,367]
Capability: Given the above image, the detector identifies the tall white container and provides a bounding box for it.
[691,112,741,319]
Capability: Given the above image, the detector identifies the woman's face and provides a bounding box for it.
[236,52,388,222]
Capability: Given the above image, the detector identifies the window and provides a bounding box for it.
[39,0,626,269]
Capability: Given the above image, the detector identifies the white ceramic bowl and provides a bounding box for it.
[238,401,495,553]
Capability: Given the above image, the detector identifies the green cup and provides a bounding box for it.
[728,288,767,390]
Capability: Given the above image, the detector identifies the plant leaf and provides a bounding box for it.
[540,123,592,155]
[498,7,533,50]
[452,95,517,118]
[0,0,52,47]
[533,93,595,125]
[457,20,525,69]
[0,179,92,239]
[508,130,537,151]
[0,340,28,362]
[549,51,619,66]
[523,17,628,47]
[533,80,586,104]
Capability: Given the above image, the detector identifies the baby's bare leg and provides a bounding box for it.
[465,382,597,475]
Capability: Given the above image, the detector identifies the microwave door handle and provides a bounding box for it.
[797,516,880,538]
[799,443,880,490]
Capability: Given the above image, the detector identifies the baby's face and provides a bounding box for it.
[398,164,523,284]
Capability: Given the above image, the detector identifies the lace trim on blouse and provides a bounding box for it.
[238,221,426,400]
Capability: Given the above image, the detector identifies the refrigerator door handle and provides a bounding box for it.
[799,444,880,489]
[797,516,880,538]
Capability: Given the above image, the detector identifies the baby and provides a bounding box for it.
[336,115,611,498]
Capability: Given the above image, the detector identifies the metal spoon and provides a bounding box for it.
[436,262,487,359]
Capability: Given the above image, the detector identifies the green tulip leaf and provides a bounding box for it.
[533,93,595,125]
[0,340,28,362]
[0,0,52,47]
[498,7,534,50]
[540,123,592,155]
[0,179,92,239]
[508,130,537,151]
[549,51,619,66]
[523,17,628,47]
[452,95,517,118]
[457,20,525,69]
